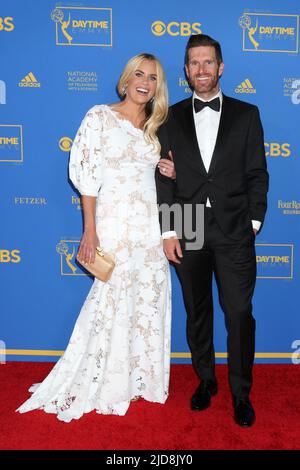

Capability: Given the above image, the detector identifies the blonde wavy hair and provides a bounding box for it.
[117,53,168,152]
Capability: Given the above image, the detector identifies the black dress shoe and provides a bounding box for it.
[191,380,218,411]
[233,397,256,427]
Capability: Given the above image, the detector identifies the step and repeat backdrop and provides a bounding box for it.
[0,0,299,364]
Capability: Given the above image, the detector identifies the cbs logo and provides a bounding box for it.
[265,143,291,157]
[59,137,73,152]
[0,17,14,32]
[0,250,21,263]
[151,21,201,37]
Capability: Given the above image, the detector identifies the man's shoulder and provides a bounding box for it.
[158,98,191,139]
[224,94,259,113]
[169,97,192,113]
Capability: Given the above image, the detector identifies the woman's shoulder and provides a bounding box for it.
[84,104,109,118]
[81,104,123,132]
[81,104,113,129]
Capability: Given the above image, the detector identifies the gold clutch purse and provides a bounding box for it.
[76,247,115,282]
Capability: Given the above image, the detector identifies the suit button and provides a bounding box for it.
[208,178,213,182]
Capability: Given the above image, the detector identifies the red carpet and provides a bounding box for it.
[0,363,299,450]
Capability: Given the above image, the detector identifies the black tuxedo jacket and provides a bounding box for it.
[156,94,269,241]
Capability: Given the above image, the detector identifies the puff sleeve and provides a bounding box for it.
[69,106,103,197]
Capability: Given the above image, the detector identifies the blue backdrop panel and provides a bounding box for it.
[0,0,299,364]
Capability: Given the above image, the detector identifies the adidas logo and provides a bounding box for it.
[18,72,41,88]
[235,79,256,94]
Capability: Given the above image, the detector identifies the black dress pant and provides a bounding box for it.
[175,207,256,399]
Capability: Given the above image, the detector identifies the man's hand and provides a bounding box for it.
[163,237,183,264]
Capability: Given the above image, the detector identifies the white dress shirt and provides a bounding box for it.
[162,89,261,239]
[193,89,222,207]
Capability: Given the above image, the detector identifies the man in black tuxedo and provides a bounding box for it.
[156,34,269,427]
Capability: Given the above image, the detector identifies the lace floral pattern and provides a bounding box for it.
[16,105,171,422]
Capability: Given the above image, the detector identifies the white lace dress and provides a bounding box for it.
[16,105,171,422]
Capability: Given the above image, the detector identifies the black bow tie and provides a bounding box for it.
[194,97,220,113]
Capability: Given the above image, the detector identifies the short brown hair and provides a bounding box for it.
[185,34,223,65]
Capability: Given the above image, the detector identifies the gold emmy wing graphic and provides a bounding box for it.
[51,8,73,45]
[56,241,78,275]
[239,15,260,50]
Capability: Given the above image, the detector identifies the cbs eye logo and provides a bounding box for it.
[151,21,167,36]
[0,17,14,32]
[59,137,73,152]
[151,21,201,37]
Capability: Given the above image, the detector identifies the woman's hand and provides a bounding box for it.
[158,151,176,180]
[78,230,100,264]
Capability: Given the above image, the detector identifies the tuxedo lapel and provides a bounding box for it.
[177,99,207,175]
[208,95,235,175]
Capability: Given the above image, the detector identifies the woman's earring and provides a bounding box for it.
[122,85,127,96]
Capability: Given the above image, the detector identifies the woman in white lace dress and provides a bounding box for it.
[16,53,174,422]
